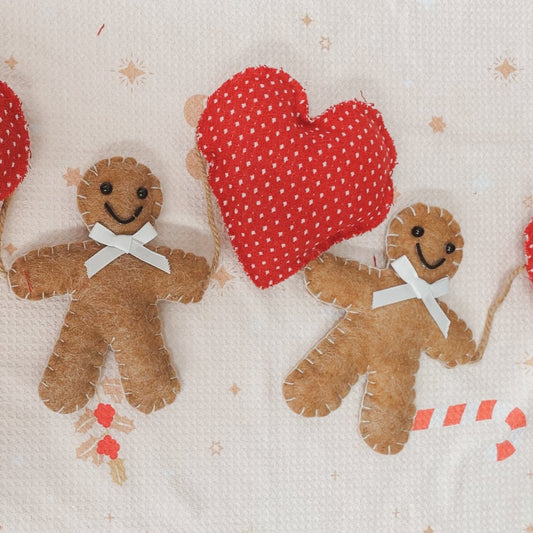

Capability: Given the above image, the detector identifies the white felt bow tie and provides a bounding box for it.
[372,255,451,337]
[85,222,171,278]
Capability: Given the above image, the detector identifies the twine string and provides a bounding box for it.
[475,264,526,360]
[195,145,220,277]
[0,195,13,280]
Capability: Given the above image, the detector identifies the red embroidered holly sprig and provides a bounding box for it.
[75,380,135,486]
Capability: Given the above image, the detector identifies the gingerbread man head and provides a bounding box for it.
[386,203,464,284]
[77,156,163,234]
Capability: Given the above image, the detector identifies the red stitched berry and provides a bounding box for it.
[94,403,115,428]
[97,435,120,460]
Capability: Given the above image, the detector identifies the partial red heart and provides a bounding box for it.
[197,66,397,288]
[0,81,30,201]
[525,217,533,284]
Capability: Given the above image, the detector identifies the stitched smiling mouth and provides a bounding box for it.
[104,203,143,224]
[415,243,445,270]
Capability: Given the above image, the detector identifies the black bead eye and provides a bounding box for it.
[411,226,424,238]
[445,242,456,254]
[137,187,148,199]
[100,182,113,195]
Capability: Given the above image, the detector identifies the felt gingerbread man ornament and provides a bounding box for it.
[8,157,210,414]
[283,203,480,455]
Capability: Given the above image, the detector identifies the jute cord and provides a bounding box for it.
[475,263,526,360]
[0,195,13,280]
[195,145,220,277]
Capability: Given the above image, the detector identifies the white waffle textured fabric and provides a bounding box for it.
[0,1,532,531]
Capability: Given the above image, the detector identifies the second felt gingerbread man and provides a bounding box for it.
[283,203,479,454]
[9,157,210,414]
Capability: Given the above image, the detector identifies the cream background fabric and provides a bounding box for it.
[0,1,532,531]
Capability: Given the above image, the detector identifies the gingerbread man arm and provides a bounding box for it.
[153,246,210,302]
[423,302,477,367]
[8,241,99,300]
[304,252,397,310]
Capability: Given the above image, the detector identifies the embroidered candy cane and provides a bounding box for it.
[413,400,526,461]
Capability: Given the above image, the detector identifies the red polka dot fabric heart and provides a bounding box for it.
[197,66,397,288]
[0,81,30,201]
[525,217,533,285]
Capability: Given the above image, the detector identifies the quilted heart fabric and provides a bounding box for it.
[1,2,533,533]
[0,81,30,200]
[526,218,533,284]
[197,66,396,288]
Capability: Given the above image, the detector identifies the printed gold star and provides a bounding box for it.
[104,513,115,523]
[490,55,521,84]
[424,527,434,533]
[495,58,517,80]
[4,243,16,255]
[4,55,18,69]
[319,36,332,51]
[429,116,446,133]
[209,441,223,456]
[524,356,533,368]
[302,14,313,26]
[331,471,339,480]
[213,266,234,288]
[392,509,400,518]
[229,383,241,396]
[114,55,151,90]
[119,60,145,84]
[523,196,533,209]
[63,167,82,187]
[527,471,533,478]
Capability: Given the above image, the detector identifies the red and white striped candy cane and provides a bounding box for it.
[413,400,526,461]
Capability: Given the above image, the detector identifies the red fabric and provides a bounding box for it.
[97,435,120,460]
[0,81,30,201]
[197,66,397,288]
[94,403,116,428]
[525,217,533,285]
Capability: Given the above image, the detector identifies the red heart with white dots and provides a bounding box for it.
[525,217,533,285]
[0,81,30,201]
[197,66,397,288]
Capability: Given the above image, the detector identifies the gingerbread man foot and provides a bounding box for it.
[284,318,367,417]
[38,316,107,414]
[359,359,418,455]
[113,318,181,414]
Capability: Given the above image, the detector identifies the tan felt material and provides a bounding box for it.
[9,157,210,415]
[283,203,477,455]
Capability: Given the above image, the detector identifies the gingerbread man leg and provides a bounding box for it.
[39,312,107,414]
[359,353,419,455]
[112,311,179,414]
[283,316,367,417]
